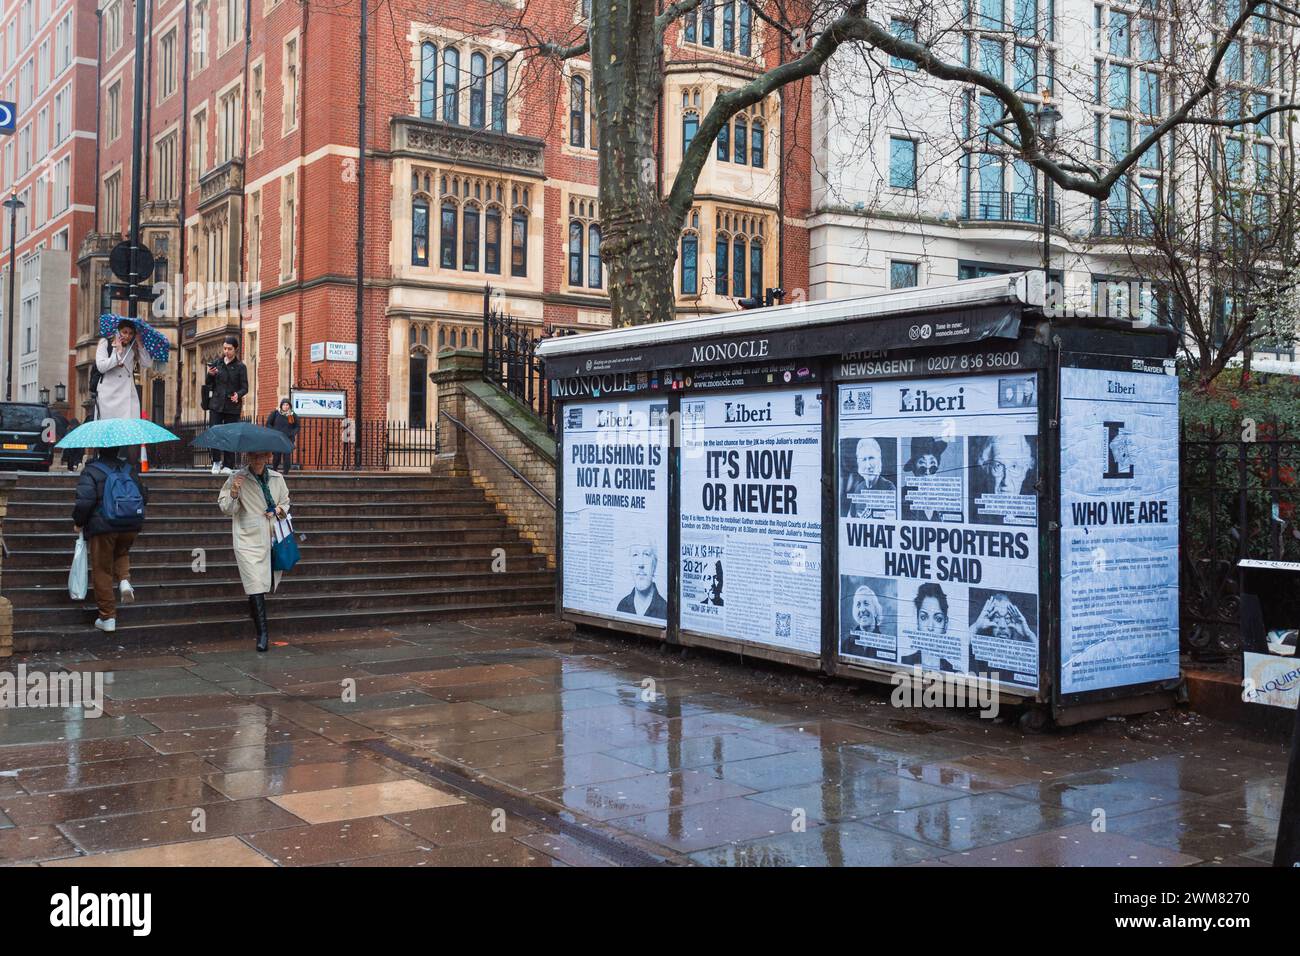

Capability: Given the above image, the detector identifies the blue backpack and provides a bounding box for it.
[93,460,145,529]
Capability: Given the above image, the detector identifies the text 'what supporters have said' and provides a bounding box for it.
[679,388,823,655]
[562,399,670,625]
[837,374,1041,691]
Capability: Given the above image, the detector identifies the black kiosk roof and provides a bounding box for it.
[536,272,1045,378]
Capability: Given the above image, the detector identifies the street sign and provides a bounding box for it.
[109,241,155,284]
[0,101,14,134]
[326,341,357,362]
[310,342,325,362]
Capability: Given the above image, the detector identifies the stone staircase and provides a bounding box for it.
[2,470,554,652]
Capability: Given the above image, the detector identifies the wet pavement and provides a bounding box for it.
[0,615,1287,866]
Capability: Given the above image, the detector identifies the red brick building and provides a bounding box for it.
[0,0,98,409]
[79,0,812,442]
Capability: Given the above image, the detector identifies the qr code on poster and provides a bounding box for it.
[775,613,791,639]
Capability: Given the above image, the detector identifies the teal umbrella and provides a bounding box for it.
[55,418,180,449]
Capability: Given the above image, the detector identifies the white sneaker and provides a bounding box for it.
[220,466,233,475]
[94,617,116,633]
[120,580,135,603]
[211,462,222,475]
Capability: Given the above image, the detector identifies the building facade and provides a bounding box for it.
[78,0,813,438]
[0,0,98,409]
[810,0,1298,367]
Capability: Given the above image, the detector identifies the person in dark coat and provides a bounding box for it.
[72,446,148,634]
[204,335,249,474]
[265,398,299,473]
[59,416,85,471]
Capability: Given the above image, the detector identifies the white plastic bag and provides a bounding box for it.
[69,534,89,601]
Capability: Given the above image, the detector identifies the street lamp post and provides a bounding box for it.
[1036,104,1063,289]
[3,192,25,402]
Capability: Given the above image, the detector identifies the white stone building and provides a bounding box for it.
[810,0,1299,369]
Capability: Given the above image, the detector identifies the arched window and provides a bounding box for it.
[462,203,480,271]
[419,42,437,118]
[439,199,457,268]
[409,343,428,429]
[734,117,748,164]
[732,235,746,298]
[491,58,507,132]
[723,1,735,51]
[751,119,764,168]
[715,235,728,296]
[411,197,429,265]
[442,47,459,124]
[461,328,468,347]
[587,223,602,289]
[702,0,714,46]
[717,121,729,161]
[749,241,763,299]
[568,219,583,286]
[739,1,752,55]
[684,8,697,42]
[485,206,501,275]
[510,209,527,276]
[683,110,698,155]
[469,53,486,128]
[438,327,446,347]
[472,330,479,348]
[680,233,698,294]
[571,75,586,148]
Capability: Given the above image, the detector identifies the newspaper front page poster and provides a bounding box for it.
[837,374,1041,691]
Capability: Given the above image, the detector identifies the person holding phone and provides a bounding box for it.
[94,319,142,421]
[205,335,249,474]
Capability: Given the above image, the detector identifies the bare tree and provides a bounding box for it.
[1090,9,1300,389]
[440,0,1300,327]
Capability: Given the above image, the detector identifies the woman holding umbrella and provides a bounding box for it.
[94,318,142,420]
[216,438,291,652]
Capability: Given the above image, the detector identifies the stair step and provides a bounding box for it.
[12,601,556,652]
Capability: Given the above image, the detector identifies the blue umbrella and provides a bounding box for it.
[99,313,171,368]
[56,418,180,449]
[192,422,293,453]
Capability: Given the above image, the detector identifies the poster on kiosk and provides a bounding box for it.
[836,373,1041,692]
[678,387,823,655]
[561,398,670,629]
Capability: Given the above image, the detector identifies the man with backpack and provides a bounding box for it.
[72,445,148,633]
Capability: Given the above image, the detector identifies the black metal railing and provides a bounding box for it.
[961,190,1060,225]
[482,285,577,435]
[1180,419,1300,659]
[1094,205,1157,238]
[147,418,437,471]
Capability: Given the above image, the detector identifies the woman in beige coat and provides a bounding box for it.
[218,451,290,652]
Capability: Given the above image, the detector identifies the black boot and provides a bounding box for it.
[250,593,270,652]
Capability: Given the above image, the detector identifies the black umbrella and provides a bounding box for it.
[191,422,293,453]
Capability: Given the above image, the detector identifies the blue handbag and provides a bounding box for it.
[256,472,300,572]
[272,527,300,572]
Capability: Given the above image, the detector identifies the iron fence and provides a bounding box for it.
[148,418,437,471]
[1180,419,1300,659]
[482,285,577,434]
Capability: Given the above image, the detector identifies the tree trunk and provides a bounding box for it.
[591,0,683,327]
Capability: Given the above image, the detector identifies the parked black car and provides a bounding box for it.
[0,402,56,471]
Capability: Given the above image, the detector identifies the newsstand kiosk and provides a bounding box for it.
[537,273,1182,725]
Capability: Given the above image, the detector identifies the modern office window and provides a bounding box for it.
[889,136,918,189]
[891,261,919,289]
